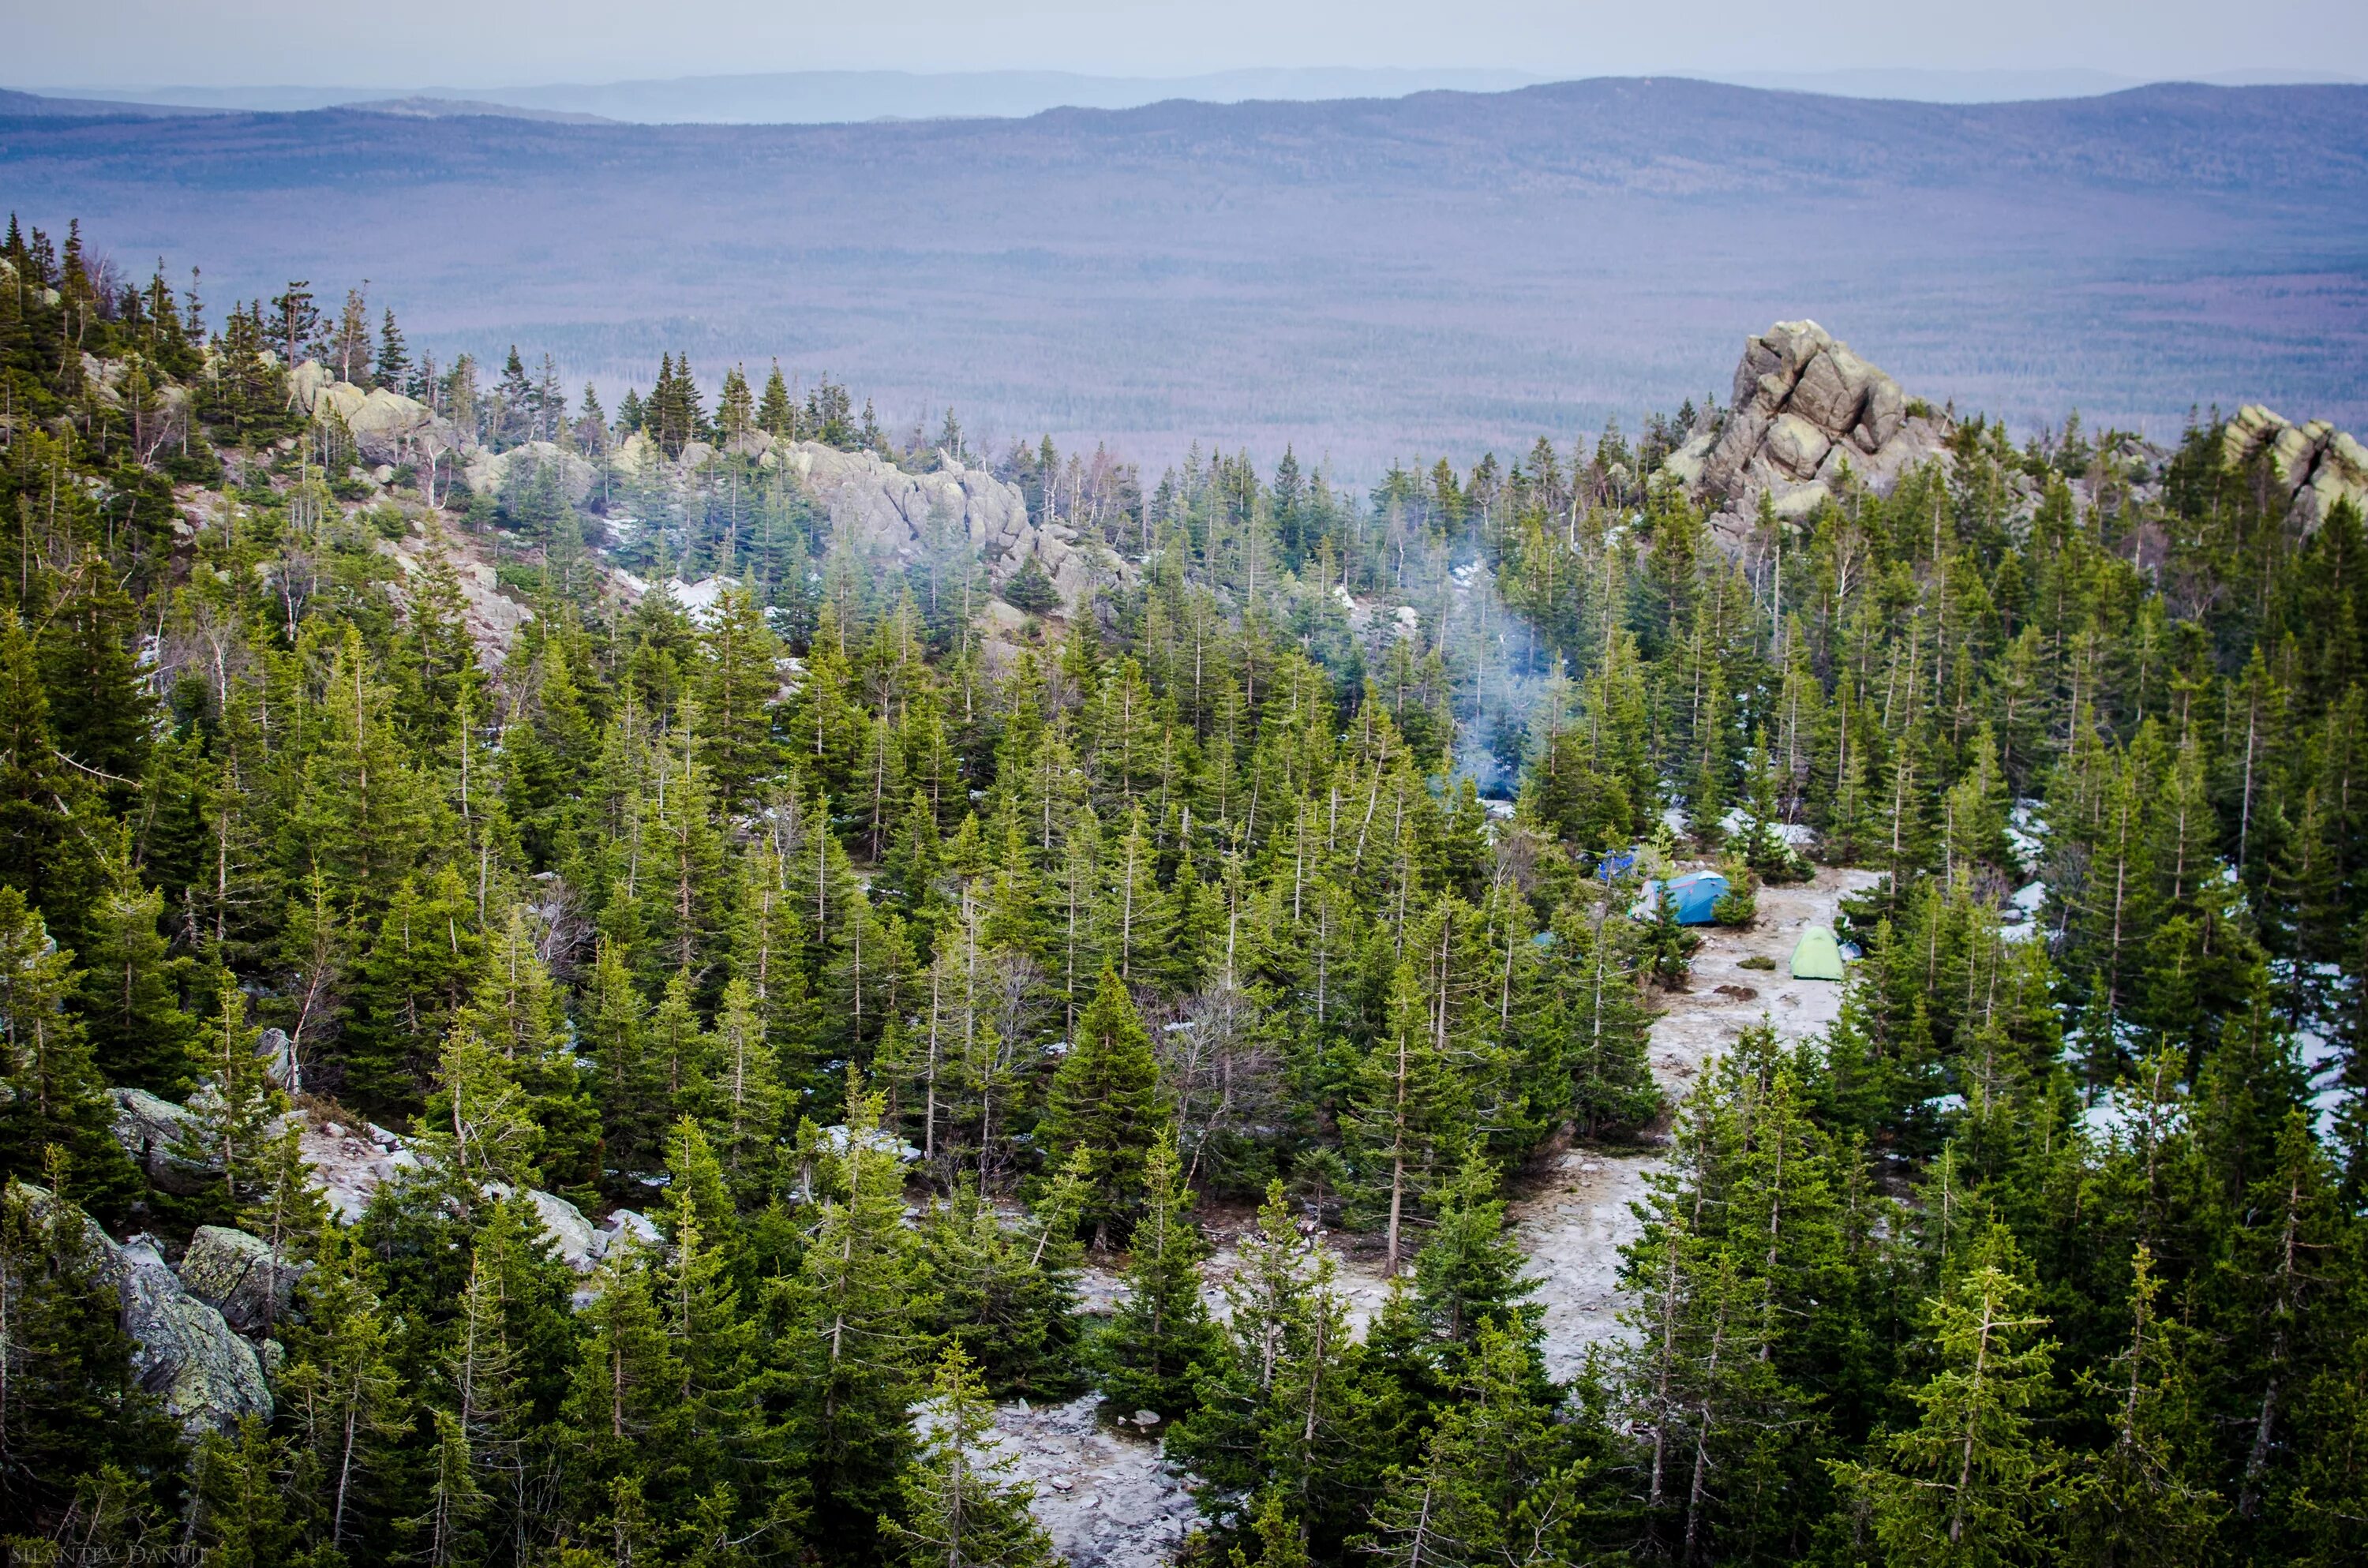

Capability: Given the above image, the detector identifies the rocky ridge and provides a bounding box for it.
[16,1184,275,1438]
[289,361,1115,619]
[1675,320,2368,548]
[2222,403,2368,531]
[1671,319,1952,543]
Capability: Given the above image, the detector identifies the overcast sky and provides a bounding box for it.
[12,0,2367,89]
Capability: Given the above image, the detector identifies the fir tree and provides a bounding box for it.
[1092,1133,1223,1416]
[879,1344,1056,1568]
[1038,968,1165,1249]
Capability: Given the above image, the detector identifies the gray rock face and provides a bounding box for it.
[296,365,466,466]
[980,1395,1197,1568]
[465,440,598,507]
[110,1086,218,1195]
[14,1184,272,1438]
[114,1238,274,1436]
[1692,319,1950,541]
[775,443,1122,614]
[2223,404,2368,532]
[178,1225,307,1335]
[254,1027,297,1091]
[298,1114,408,1221]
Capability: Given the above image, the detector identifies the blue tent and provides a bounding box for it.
[1642,870,1729,925]
[1595,848,1639,882]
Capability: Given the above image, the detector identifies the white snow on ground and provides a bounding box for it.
[2006,800,2048,873]
[1718,807,1817,848]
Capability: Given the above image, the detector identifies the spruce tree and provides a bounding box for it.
[0,891,138,1214]
[879,1344,1055,1568]
[1834,1223,2061,1566]
[1038,968,1165,1249]
[1093,1133,1223,1416]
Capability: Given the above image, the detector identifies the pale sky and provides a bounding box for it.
[11,0,2366,89]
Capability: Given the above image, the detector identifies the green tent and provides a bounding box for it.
[1791,926,1845,980]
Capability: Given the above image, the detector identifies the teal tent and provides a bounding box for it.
[1791,926,1845,980]
[1635,870,1729,925]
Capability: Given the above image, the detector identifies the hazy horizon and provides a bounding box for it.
[11,0,2367,92]
[16,64,2364,125]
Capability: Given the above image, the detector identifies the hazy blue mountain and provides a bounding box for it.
[21,68,1554,124]
[6,77,2362,469]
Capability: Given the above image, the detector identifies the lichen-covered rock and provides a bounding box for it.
[13,1184,272,1437]
[115,1238,274,1436]
[110,1086,218,1195]
[178,1225,307,1335]
[784,443,1032,561]
[464,440,598,506]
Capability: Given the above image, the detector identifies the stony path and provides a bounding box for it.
[998,866,1879,1562]
[1505,866,1879,1378]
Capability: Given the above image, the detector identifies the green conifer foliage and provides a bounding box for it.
[879,1344,1056,1568]
[1040,968,1165,1249]
[1093,1133,1223,1416]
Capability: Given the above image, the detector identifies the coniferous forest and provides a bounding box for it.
[1,219,2364,1568]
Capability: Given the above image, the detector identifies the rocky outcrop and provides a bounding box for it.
[2223,405,2368,532]
[294,365,466,467]
[298,1114,413,1221]
[13,1184,273,1438]
[110,1086,217,1196]
[178,1225,307,1336]
[373,531,535,658]
[1686,320,1951,540]
[464,440,598,507]
[767,440,1121,614]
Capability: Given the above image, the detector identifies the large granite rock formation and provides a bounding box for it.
[2223,405,2368,531]
[464,440,599,507]
[13,1184,273,1437]
[775,440,1119,613]
[1679,320,1951,541]
[293,365,467,467]
[110,1085,217,1196]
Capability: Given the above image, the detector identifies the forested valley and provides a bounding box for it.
[1,219,2362,1568]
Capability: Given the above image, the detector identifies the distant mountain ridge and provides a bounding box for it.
[4,77,2362,466]
[17,64,2359,123]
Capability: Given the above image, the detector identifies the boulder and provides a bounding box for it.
[608,428,661,477]
[178,1225,308,1335]
[523,1188,603,1271]
[1763,413,1833,480]
[288,359,335,416]
[110,1086,219,1195]
[114,1237,274,1436]
[463,440,598,507]
[13,1184,272,1437]
[254,1027,297,1091]
[598,1208,661,1256]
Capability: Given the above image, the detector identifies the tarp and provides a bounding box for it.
[1791,925,1845,980]
[1635,870,1730,924]
[1595,848,1639,882]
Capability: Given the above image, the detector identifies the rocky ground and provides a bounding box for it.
[1504,865,1880,1380]
[999,864,1880,1562]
